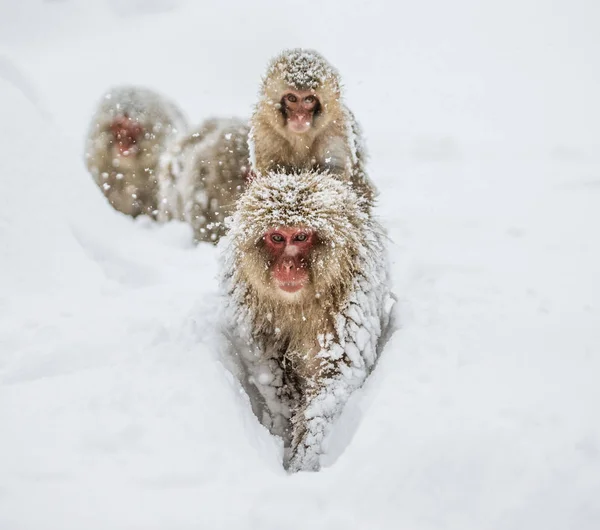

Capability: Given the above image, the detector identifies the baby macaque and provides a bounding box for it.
[250,49,376,205]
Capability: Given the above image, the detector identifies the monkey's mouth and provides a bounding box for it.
[117,143,139,157]
[277,280,306,293]
[287,118,312,134]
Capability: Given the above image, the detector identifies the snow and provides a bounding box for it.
[1,0,599,528]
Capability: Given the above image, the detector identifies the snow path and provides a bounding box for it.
[1,1,599,529]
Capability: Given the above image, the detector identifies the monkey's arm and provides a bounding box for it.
[313,134,351,177]
[313,132,377,205]
[233,337,294,441]
[286,329,370,472]
[287,364,363,473]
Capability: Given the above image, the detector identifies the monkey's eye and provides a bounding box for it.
[294,233,308,242]
[304,96,315,104]
[286,94,298,103]
[271,234,285,243]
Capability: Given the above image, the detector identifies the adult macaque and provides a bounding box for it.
[250,49,376,205]
[85,86,187,218]
[157,118,251,244]
[222,171,394,472]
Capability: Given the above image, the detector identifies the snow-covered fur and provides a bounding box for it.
[221,171,394,472]
[84,85,187,218]
[249,49,376,205]
[156,118,250,244]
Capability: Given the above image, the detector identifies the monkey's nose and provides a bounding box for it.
[282,259,295,272]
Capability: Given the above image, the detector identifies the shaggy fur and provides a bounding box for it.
[221,171,394,472]
[249,49,376,206]
[156,117,251,244]
[84,85,187,218]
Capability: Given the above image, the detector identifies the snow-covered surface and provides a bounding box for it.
[0,0,599,528]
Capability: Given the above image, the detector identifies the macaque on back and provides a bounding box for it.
[85,85,187,218]
[250,49,376,205]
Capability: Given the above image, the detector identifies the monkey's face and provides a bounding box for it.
[110,115,143,157]
[263,226,315,300]
[279,90,320,134]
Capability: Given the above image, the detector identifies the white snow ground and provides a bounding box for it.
[1,1,599,528]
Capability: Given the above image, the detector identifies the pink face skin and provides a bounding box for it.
[264,227,315,294]
[281,90,319,134]
[110,115,143,156]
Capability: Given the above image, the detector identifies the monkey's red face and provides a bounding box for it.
[280,90,320,134]
[264,227,315,295]
[110,115,143,156]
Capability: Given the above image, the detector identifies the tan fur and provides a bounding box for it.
[157,118,250,244]
[84,86,187,218]
[250,49,376,205]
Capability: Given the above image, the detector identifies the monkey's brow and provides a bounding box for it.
[290,83,316,92]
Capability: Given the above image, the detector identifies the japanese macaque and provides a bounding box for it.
[85,86,187,218]
[221,171,394,472]
[249,49,376,205]
[157,118,251,244]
